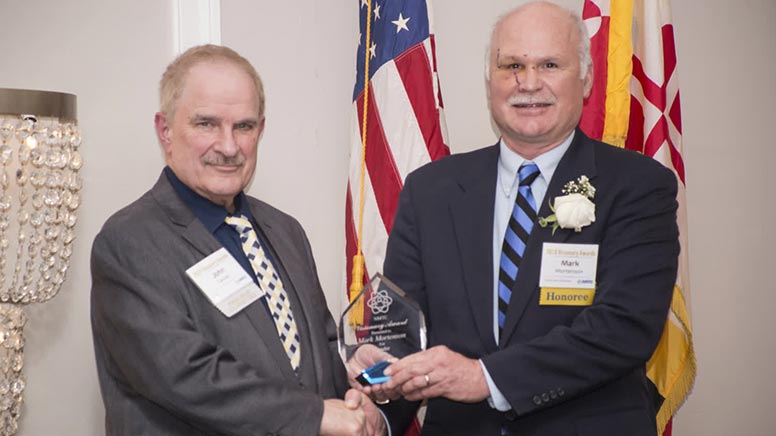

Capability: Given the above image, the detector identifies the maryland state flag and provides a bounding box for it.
[580,1,696,435]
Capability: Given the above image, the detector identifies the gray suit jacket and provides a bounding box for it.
[91,173,347,436]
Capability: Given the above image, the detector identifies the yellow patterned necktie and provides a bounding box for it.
[224,215,301,371]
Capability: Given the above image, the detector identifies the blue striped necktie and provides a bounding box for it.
[498,163,540,336]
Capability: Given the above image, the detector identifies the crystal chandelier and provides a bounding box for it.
[0,89,82,435]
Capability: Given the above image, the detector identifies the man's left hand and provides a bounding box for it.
[382,345,490,403]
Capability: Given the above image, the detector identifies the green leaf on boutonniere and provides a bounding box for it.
[537,201,560,235]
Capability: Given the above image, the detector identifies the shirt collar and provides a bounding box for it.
[497,131,575,195]
[164,166,252,233]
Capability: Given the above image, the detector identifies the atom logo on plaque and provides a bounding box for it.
[366,289,393,315]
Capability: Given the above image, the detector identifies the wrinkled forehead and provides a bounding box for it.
[490,7,579,61]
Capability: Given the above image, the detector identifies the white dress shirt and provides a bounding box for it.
[479,131,575,411]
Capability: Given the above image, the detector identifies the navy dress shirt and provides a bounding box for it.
[164,167,277,288]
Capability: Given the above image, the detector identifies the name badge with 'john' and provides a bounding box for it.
[186,248,265,317]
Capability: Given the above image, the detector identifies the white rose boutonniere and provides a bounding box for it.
[538,176,596,234]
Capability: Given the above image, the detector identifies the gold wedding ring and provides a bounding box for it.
[424,374,430,386]
[375,398,390,405]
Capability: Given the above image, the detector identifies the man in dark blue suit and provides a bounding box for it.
[353,2,680,435]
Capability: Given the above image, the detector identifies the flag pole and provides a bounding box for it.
[350,0,374,326]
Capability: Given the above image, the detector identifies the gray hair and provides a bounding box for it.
[159,44,265,121]
[485,1,592,81]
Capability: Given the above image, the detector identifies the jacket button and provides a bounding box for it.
[550,389,557,399]
[541,393,550,402]
[504,410,517,421]
[532,395,542,405]
[558,388,565,397]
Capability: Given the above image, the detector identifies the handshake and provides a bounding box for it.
[320,344,489,436]
[319,345,396,436]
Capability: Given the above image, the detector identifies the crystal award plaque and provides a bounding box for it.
[338,273,427,384]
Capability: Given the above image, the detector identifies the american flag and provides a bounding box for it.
[346,0,448,310]
[346,2,448,433]
[581,1,696,434]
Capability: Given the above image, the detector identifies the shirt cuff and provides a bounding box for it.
[479,359,512,411]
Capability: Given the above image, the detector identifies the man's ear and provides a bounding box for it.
[154,112,172,151]
[582,63,594,99]
[258,116,266,138]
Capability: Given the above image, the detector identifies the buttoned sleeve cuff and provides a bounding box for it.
[479,359,512,411]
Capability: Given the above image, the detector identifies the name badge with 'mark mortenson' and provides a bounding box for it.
[539,243,598,306]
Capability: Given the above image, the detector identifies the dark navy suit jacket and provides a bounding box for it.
[384,129,679,436]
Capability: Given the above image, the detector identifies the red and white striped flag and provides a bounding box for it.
[345,1,448,433]
[581,1,696,434]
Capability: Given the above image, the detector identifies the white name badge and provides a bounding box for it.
[539,243,599,289]
[186,248,264,317]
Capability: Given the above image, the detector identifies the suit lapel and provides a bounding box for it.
[450,145,500,352]
[500,131,598,344]
[151,174,299,381]
[150,174,223,256]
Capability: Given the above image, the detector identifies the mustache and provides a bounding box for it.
[202,153,246,166]
[506,95,556,106]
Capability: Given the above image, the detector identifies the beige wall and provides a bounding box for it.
[669,0,776,433]
[0,0,773,434]
[1,1,173,434]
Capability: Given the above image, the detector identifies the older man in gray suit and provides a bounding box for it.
[91,45,384,436]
